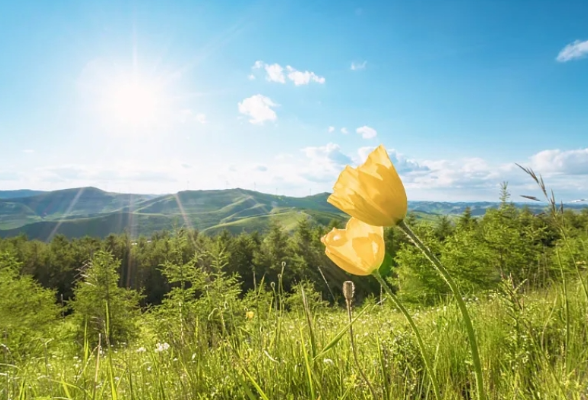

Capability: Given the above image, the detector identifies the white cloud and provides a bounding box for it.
[11,145,588,201]
[248,74,256,80]
[250,61,325,85]
[341,127,349,134]
[356,147,429,174]
[195,113,207,124]
[238,94,278,124]
[285,66,325,85]
[303,143,352,167]
[23,149,35,154]
[264,63,286,83]
[299,143,352,183]
[556,39,588,62]
[529,148,588,175]
[356,125,377,139]
[351,61,367,71]
[328,126,335,133]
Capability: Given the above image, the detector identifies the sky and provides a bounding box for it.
[0,0,587,202]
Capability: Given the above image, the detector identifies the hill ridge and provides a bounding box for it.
[0,186,586,240]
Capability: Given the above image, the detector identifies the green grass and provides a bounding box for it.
[1,278,587,399]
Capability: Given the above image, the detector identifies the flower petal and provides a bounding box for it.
[322,217,385,276]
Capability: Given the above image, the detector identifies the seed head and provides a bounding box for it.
[343,281,355,303]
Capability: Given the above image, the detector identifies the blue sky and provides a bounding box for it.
[1,0,587,201]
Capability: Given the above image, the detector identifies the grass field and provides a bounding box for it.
[1,276,587,399]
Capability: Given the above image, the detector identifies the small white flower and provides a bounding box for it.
[155,342,170,353]
[136,347,146,353]
[323,358,334,365]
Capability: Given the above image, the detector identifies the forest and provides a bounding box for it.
[1,184,587,399]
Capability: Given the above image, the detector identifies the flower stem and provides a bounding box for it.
[397,219,485,400]
[373,271,441,400]
[345,296,378,399]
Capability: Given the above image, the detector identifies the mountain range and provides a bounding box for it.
[0,187,585,241]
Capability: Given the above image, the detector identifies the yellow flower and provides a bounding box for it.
[328,144,407,227]
[246,311,254,319]
[321,217,385,276]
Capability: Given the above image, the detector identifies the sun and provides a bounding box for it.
[79,58,181,131]
[108,78,161,127]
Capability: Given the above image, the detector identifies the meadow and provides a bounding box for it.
[1,183,587,399]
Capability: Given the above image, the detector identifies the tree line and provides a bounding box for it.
[1,185,587,352]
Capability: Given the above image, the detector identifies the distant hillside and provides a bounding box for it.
[0,189,47,199]
[0,186,585,241]
[0,187,348,240]
[3,187,155,217]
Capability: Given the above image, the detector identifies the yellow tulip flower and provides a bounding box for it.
[321,217,385,276]
[328,144,407,227]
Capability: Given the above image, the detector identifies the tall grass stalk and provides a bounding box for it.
[343,281,378,399]
[373,271,441,400]
[398,220,485,400]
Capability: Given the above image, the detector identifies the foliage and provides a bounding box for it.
[0,251,60,359]
[0,188,588,398]
[69,250,142,347]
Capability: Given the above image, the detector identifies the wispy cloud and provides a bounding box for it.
[299,143,352,183]
[556,39,588,62]
[356,147,429,174]
[251,61,325,85]
[328,126,335,133]
[11,146,588,201]
[238,94,278,124]
[340,127,349,134]
[350,61,367,71]
[356,125,377,139]
[23,149,35,154]
[279,145,588,200]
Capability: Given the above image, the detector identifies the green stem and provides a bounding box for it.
[345,298,378,399]
[398,219,485,400]
[373,271,441,400]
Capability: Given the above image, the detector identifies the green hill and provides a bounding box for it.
[3,187,155,218]
[0,189,47,199]
[0,188,348,240]
[0,186,585,241]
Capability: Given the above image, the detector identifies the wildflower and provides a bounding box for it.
[321,217,385,276]
[155,342,169,353]
[136,347,146,353]
[246,311,254,319]
[327,144,407,227]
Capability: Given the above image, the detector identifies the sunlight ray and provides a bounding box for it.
[46,187,85,242]
[173,193,194,232]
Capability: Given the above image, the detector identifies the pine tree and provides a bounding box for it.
[0,251,60,356]
[70,250,141,346]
